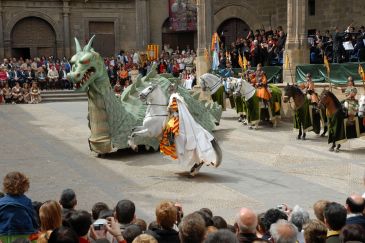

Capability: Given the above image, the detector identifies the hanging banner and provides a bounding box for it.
[168,0,197,31]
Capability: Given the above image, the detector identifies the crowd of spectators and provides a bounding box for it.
[1,171,365,243]
[0,46,198,104]
[309,25,365,64]
[218,26,287,69]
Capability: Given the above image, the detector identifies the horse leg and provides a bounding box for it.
[329,142,336,152]
[297,123,302,139]
[272,118,277,128]
[321,125,328,137]
[302,131,306,140]
[335,144,341,153]
[190,162,204,177]
[132,126,145,132]
[128,128,150,151]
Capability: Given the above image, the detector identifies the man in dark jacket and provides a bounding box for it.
[345,194,365,230]
[146,201,180,243]
[324,202,347,243]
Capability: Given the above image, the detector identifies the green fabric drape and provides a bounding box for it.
[296,62,365,84]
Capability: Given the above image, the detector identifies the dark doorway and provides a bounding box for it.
[89,22,115,57]
[217,18,250,50]
[162,18,196,51]
[162,32,195,51]
[12,48,30,59]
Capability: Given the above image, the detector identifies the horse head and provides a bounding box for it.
[283,84,295,103]
[318,89,342,112]
[200,73,221,92]
[139,84,158,102]
[240,79,256,99]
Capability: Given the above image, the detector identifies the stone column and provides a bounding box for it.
[283,0,309,84]
[196,0,213,84]
[135,0,150,50]
[63,0,71,58]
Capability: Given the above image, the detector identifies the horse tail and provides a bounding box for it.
[211,138,222,168]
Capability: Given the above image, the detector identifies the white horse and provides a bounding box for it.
[230,77,280,129]
[200,73,225,109]
[128,84,168,150]
[128,84,223,176]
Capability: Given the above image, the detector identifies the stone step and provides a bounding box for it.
[41,92,87,98]
[42,96,88,102]
[40,89,87,103]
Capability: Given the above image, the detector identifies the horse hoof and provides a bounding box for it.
[302,136,306,140]
[297,136,301,140]
[190,163,204,176]
[320,133,326,137]
[335,148,340,153]
[249,126,253,130]
[97,153,107,158]
[329,147,335,152]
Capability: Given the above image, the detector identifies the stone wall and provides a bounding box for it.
[0,0,137,59]
[0,0,365,59]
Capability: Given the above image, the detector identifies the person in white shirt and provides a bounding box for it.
[183,72,194,90]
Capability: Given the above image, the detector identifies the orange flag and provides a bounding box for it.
[243,55,248,71]
[238,52,243,68]
[358,64,365,81]
[324,55,330,74]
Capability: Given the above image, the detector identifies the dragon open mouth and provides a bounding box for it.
[80,67,96,85]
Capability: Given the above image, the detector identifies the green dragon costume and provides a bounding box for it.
[67,36,222,155]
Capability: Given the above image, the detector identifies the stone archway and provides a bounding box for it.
[11,17,57,58]
[214,4,259,34]
[217,18,250,49]
[3,11,62,58]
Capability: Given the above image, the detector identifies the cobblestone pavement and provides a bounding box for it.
[1,102,365,223]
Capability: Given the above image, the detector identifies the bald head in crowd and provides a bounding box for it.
[235,208,258,235]
[345,194,365,214]
[270,220,298,243]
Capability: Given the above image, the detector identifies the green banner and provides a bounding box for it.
[296,62,365,84]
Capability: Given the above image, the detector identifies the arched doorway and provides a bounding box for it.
[11,17,56,58]
[217,18,250,49]
[162,18,196,52]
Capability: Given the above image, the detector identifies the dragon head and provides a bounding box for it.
[67,36,105,91]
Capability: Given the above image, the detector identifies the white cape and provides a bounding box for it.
[169,93,217,167]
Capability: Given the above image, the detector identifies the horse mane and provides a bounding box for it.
[321,90,342,109]
[292,85,304,96]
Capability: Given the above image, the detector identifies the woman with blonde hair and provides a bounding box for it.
[37,200,62,243]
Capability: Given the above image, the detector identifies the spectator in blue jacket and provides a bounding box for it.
[0,172,38,235]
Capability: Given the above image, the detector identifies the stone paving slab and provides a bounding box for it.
[1,102,365,224]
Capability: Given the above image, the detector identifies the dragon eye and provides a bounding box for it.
[81,59,90,65]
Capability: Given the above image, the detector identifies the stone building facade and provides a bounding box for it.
[0,0,364,60]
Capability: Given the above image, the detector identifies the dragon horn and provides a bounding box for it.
[74,38,82,53]
[84,35,96,51]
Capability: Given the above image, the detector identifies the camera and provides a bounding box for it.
[93,218,107,230]
[276,204,286,211]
